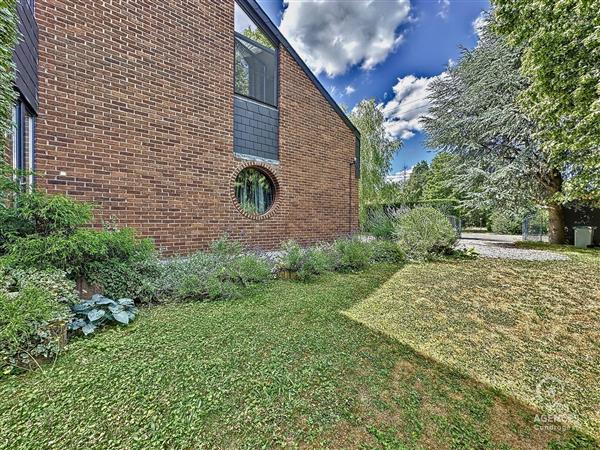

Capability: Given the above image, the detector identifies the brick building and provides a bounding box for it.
[9,0,360,254]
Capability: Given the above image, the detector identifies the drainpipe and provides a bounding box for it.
[349,158,357,235]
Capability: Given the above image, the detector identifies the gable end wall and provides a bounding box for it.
[35,0,358,255]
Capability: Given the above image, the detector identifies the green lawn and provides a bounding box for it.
[0,262,595,449]
[346,245,600,444]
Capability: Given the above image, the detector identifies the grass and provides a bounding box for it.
[0,262,596,448]
[346,244,600,443]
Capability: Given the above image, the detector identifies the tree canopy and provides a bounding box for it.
[241,26,274,49]
[423,22,567,242]
[492,0,600,205]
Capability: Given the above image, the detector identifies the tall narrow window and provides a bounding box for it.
[11,99,35,190]
[234,3,277,107]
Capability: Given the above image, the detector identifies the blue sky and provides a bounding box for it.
[255,0,489,175]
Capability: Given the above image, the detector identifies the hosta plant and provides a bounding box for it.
[69,294,137,335]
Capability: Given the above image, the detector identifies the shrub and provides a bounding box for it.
[69,295,137,335]
[0,286,70,371]
[364,208,395,240]
[489,211,524,235]
[0,205,33,251]
[298,247,332,280]
[0,193,94,251]
[16,192,94,236]
[210,235,244,257]
[3,228,160,302]
[158,238,273,302]
[278,240,304,272]
[451,247,479,260]
[2,267,79,306]
[277,241,333,281]
[394,207,457,260]
[370,240,406,263]
[227,254,273,286]
[332,238,373,272]
[82,229,160,303]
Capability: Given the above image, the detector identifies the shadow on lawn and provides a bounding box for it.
[338,264,598,450]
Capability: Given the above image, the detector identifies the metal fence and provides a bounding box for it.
[448,215,463,237]
[522,210,549,242]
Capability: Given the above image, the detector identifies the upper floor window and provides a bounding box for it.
[234,2,277,107]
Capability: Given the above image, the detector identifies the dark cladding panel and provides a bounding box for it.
[13,0,38,111]
[234,96,278,161]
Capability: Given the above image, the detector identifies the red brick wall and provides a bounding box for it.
[35,0,358,255]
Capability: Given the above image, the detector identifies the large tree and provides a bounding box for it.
[492,0,600,205]
[423,23,568,243]
[350,99,401,224]
[401,160,429,204]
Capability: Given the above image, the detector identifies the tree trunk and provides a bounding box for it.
[546,170,566,244]
[548,202,566,244]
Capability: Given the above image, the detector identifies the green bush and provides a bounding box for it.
[158,238,273,302]
[210,235,244,257]
[278,240,304,272]
[364,208,395,240]
[0,285,70,371]
[3,227,160,303]
[489,211,523,235]
[16,192,94,236]
[0,193,94,251]
[2,267,79,306]
[370,240,406,263]
[299,247,332,280]
[82,229,160,303]
[332,238,373,272]
[277,241,333,281]
[227,254,273,285]
[394,207,457,260]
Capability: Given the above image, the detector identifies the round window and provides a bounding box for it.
[235,167,276,216]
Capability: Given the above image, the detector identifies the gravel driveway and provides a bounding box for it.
[457,233,568,261]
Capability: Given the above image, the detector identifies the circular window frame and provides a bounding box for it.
[231,162,280,220]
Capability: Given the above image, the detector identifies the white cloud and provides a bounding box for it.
[472,11,488,38]
[344,85,356,95]
[437,0,451,19]
[380,73,445,140]
[386,167,413,184]
[279,0,411,77]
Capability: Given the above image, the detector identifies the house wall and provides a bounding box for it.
[35,0,359,255]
